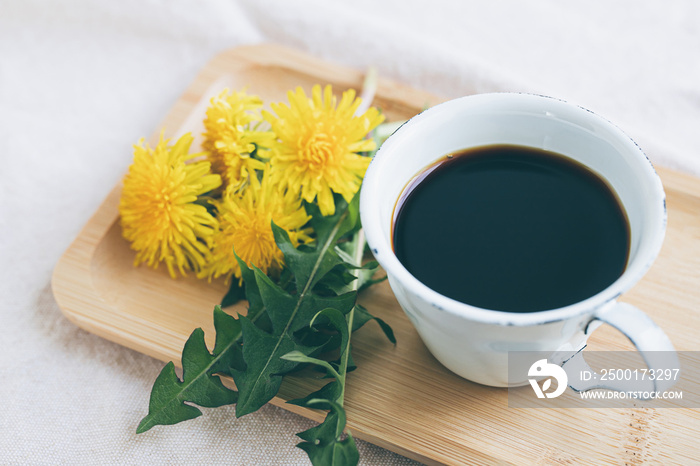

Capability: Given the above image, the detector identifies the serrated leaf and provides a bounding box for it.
[234,252,264,316]
[305,194,361,247]
[293,324,336,350]
[313,264,357,296]
[312,309,351,375]
[352,304,396,344]
[354,261,387,292]
[296,399,359,466]
[272,222,345,295]
[232,316,316,417]
[211,306,245,375]
[287,381,341,408]
[277,194,361,296]
[321,260,386,296]
[136,362,202,433]
[136,315,239,433]
[254,266,356,336]
[280,351,340,381]
[220,279,246,308]
[282,308,352,391]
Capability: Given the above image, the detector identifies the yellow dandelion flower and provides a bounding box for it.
[203,88,277,191]
[119,133,222,278]
[203,168,312,283]
[263,84,385,216]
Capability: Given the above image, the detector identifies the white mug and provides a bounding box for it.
[360,93,678,390]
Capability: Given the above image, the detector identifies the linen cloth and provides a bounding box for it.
[1,1,699,464]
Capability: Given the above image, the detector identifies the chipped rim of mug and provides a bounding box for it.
[359,92,667,327]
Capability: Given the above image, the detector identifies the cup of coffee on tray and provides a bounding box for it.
[360,93,677,389]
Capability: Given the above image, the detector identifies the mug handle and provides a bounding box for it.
[563,302,680,395]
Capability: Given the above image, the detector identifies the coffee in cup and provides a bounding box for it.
[392,143,630,313]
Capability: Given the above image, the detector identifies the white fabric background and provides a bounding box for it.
[1,1,699,464]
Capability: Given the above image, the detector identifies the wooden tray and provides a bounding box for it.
[52,44,700,465]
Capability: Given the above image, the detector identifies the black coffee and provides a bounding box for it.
[392,144,630,313]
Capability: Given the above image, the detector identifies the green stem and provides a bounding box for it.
[336,228,365,406]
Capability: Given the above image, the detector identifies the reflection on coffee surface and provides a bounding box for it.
[392,144,630,313]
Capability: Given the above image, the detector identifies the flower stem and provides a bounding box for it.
[336,228,365,407]
[356,67,378,116]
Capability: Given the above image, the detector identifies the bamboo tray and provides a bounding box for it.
[52,44,700,465]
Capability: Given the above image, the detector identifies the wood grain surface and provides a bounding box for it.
[52,44,700,465]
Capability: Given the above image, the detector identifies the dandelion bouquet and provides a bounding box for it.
[120,81,396,465]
